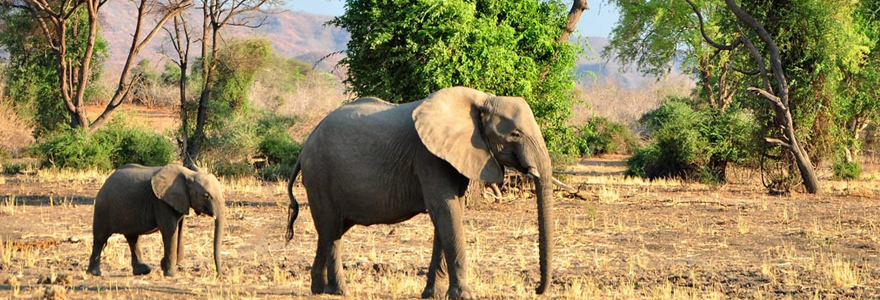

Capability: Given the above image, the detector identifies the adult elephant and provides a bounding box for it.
[87,164,225,277]
[286,87,555,299]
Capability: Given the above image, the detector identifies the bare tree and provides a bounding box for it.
[88,0,192,131]
[685,0,820,193]
[5,0,190,132]
[160,0,272,167]
[162,7,194,164]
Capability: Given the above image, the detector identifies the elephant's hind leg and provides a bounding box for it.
[312,219,352,295]
[125,234,152,275]
[87,231,110,276]
[421,226,448,299]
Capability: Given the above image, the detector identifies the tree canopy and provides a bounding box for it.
[330,0,582,154]
[606,0,880,190]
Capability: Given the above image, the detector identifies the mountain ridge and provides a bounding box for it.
[99,4,659,88]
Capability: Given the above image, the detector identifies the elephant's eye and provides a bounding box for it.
[205,193,212,199]
[510,131,522,140]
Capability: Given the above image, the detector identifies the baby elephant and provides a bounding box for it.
[87,164,225,277]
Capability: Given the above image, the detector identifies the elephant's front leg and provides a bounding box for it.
[159,220,181,277]
[427,197,474,300]
[175,217,185,270]
[421,226,448,299]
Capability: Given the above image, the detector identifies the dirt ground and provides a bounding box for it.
[1,156,879,299]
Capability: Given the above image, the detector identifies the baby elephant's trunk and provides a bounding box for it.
[213,205,224,277]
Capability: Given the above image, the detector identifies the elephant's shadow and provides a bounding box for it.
[0,282,309,297]
[3,194,95,206]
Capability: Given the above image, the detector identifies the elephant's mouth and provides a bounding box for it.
[195,206,215,217]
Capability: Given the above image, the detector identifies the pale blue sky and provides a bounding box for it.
[288,0,620,38]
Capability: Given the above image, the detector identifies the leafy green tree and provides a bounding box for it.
[0,0,190,133]
[835,0,880,172]
[0,7,107,135]
[606,0,877,192]
[182,38,272,161]
[330,0,584,154]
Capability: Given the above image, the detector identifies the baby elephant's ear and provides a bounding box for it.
[151,164,192,215]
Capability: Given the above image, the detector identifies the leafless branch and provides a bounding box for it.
[764,137,791,149]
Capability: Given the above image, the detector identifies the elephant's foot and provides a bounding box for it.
[447,284,476,300]
[420,285,447,299]
[323,283,346,296]
[133,263,152,276]
[86,263,102,276]
[162,268,176,277]
[310,280,326,295]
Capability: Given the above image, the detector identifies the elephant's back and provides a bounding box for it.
[94,167,157,213]
[303,98,419,151]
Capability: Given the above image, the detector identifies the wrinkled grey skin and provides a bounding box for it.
[87,164,225,277]
[286,87,554,299]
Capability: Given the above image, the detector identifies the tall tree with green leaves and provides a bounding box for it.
[0,6,107,135]
[330,0,586,154]
[0,0,190,133]
[606,0,875,193]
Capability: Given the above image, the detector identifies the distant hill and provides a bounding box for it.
[98,5,663,88]
[99,3,348,77]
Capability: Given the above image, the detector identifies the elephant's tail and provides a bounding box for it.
[285,160,301,244]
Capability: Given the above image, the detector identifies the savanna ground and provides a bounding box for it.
[2,150,880,299]
[2,89,880,299]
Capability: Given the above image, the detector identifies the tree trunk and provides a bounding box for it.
[557,0,589,43]
[723,0,820,194]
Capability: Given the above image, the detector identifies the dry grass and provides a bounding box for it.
[0,99,35,158]
[1,158,880,299]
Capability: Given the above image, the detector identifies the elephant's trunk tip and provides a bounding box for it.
[536,281,549,294]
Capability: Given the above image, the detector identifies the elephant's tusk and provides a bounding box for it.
[552,177,576,192]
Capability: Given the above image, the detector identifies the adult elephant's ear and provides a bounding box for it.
[413,86,504,183]
[151,164,192,215]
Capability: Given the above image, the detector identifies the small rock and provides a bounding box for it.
[67,237,80,243]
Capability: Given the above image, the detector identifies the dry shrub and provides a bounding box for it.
[0,100,35,157]
[575,73,695,132]
[249,73,347,141]
[132,83,181,108]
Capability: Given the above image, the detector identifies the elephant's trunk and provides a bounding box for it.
[522,138,554,295]
[534,169,554,294]
[213,204,224,277]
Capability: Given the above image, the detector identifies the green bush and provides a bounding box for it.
[196,111,301,180]
[36,129,114,170]
[833,161,861,180]
[3,163,26,174]
[576,117,638,157]
[255,114,301,180]
[626,97,757,183]
[211,159,255,178]
[36,118,175,170]
[95,120,175,168]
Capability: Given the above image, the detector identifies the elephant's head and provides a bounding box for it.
[413,86,555,294]
[151,164,225,276]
